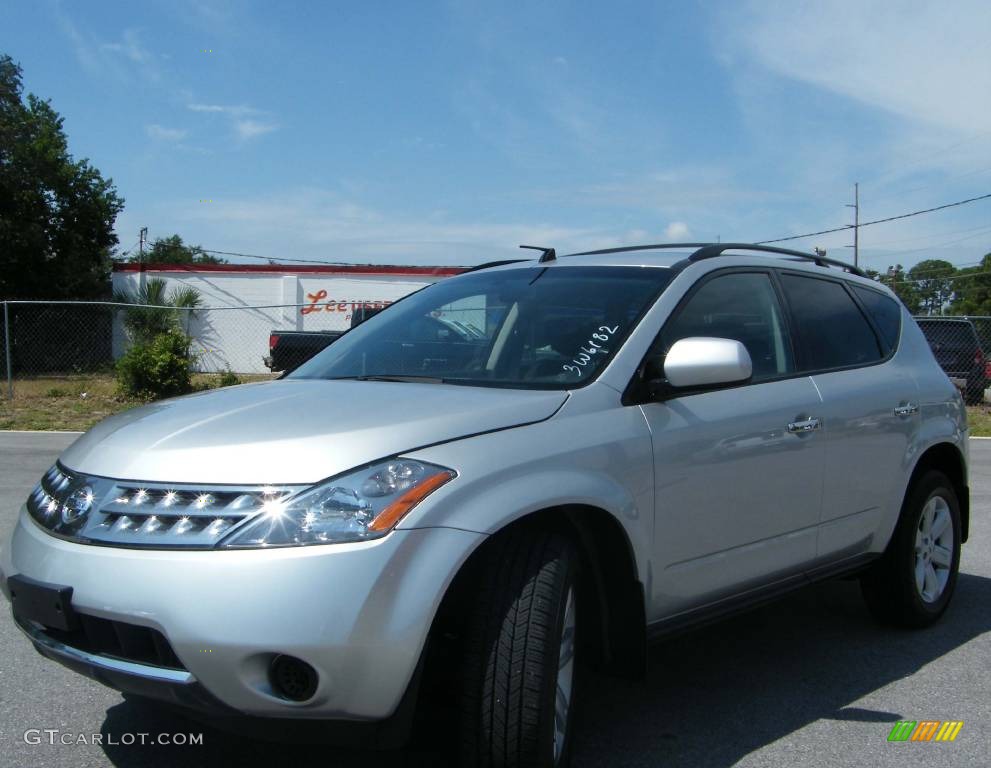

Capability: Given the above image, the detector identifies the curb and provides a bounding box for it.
[0,430,84,434]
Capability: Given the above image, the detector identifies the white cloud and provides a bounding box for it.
[187,103,259,117]
[146,124,187,141]
[707,0,991,269]
[100,29,151,64]
[664,221,690,240]
[728,0,991,137]
[234,119,278,140]
[57,19,162,83]
[186,104,277,142]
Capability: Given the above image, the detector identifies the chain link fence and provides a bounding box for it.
[1,299,374,398]
[913,315,991,404]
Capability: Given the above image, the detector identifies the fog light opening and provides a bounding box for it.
[269,654,318,702]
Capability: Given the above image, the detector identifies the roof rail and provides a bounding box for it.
[687,243,866,277]
[563,241,865,277]
[461,258,533,273]
[563,243,711,257]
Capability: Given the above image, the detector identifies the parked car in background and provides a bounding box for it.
[265,306,388,373]
[265,330,344,373]
[915,317,987,404]
[4,244,970,767]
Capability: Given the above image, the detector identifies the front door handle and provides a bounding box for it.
[787,417,821,433]
[894,403,919,417]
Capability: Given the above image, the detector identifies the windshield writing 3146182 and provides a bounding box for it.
[563,325,619,376]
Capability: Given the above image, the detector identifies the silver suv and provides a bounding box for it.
[1,244,969,766]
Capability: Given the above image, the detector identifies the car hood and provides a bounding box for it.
[60,380,568,485]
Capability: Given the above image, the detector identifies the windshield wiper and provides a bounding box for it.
[326,375,447,384]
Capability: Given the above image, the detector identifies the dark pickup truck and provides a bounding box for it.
[916,317,988,404]
[265,306,385,373]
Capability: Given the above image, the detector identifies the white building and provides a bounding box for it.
[112,262,463,373]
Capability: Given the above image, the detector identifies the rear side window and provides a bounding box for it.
[852,285,902,352]
[780,274,882,371]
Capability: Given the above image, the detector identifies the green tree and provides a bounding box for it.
[878,264,921,314]
[0,55,124,299]
[948,253,991,315]
[145,234,226,265]
[113,277,202,344]
[908,259,956,315]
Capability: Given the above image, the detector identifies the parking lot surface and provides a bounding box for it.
[0,431,988,767]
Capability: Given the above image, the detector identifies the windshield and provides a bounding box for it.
[290,265,673,389]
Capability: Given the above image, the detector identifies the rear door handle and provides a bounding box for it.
[787,417,821,433]
[894,403,919,417]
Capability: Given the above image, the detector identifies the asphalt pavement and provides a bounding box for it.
[0,431,988,767]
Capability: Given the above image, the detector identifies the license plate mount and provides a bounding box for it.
[8,574,78,631]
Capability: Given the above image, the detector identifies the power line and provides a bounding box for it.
[121,190,991,269]
[756,192,991,245]
[868,165,991,205]
[845,182,859,267]
[878,260,983,279]
[867,129,991,191]
[883,270,991,287]
[874,230,991,261]
[124,245,364,267]
[197,248,356,266]
[117,240,141,258]
[867,221,991,248]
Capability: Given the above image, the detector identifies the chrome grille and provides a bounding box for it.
[26,464,304,548]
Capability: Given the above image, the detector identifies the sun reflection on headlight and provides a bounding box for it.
[221,460,456,548]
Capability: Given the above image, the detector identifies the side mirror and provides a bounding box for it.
[661,337,753,389]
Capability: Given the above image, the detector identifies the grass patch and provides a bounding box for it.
[0,373,276,432]
[967,405,991,437]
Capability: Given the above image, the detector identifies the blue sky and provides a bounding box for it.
[4,0,991,270]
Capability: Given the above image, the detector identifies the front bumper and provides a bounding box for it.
[2,507,484,722]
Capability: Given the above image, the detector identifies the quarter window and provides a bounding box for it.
[852,285,902,353]
[780,274,882,371]
[658,272,793,382]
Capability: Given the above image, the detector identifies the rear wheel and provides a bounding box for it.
[861,470,961,627]
[460,528,580,767]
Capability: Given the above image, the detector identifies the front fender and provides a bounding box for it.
[398,400,654,586]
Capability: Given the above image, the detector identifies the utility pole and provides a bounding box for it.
[139,227,148,262]
[845,183,859,268]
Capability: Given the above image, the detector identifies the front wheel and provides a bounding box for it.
[460,528,580,767]
[861,470,961,627]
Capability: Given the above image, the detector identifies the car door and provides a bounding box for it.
[777,273,919,564]
[638,270,825,617]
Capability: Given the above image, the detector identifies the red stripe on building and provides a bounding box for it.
[112,262,467,276]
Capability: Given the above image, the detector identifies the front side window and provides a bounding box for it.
[291,266,674,389]
[657,271,794,382]
[780,274,882,371]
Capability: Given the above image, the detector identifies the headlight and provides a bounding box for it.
[219,459,455,548]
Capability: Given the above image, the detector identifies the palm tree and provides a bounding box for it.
[114,278,203,345]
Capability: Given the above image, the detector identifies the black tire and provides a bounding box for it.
[861,470,962,628]
[460,528,580,768]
